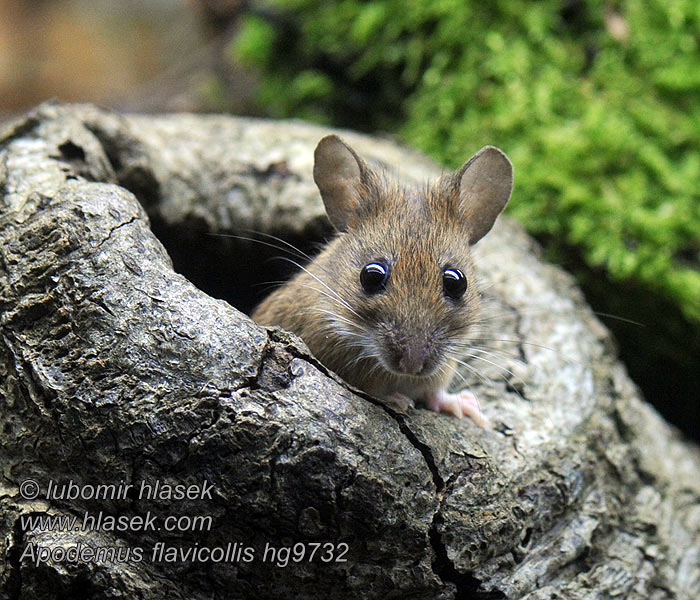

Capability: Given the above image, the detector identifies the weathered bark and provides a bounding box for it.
[1,102,699,599]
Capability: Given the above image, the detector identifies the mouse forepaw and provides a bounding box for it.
[384,392,414,412]
[426,389,488,428]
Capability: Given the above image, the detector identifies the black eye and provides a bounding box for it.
[360,262,389,294]
[443,267,467,300]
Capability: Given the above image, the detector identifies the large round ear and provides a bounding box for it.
[313,135,368,231]
[457,146,513,244]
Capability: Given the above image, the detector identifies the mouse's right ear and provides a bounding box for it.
[313,135,367,231]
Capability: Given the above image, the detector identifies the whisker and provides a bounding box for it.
[243,229,315,262]
[292,279,363,322]
[207,232,311,262]
[469,345,524,361]
[453,356,528,403]
[448,342,524,362]
[451,357,490,385]
[447,364,468,385]
[308,307,361,330]
[208,230,346,288]
[467,337,554,352]
[459,353,519,380]
[473,306,644,328]
[588,311,645,327]
[251,280,289,288]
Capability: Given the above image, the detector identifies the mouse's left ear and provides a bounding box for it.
[456,146,513,244]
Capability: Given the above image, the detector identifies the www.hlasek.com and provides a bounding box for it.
[17,478,349,567]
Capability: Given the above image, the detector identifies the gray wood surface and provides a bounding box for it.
[1,102,698,599]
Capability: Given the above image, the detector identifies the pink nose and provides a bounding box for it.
[398,348,426,375]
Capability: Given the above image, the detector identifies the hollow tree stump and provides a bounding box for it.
[1,103,699,599]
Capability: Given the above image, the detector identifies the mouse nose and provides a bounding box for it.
[381,327,438,376]
[395,341,429,376]
[398,350,426,376]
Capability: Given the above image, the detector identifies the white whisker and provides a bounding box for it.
[279,258,364,321]
[450,357,489,385]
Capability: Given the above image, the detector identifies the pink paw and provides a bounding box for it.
[425,389,488,428]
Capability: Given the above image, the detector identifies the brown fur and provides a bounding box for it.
[252,137,511,402]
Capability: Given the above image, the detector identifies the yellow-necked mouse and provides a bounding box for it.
[252,135,513,427]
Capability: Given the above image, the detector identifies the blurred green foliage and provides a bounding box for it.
[233,0,700,327]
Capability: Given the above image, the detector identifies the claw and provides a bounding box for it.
[384,392,414,412]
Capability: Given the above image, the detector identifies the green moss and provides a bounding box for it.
[234,0,700,326]
[231,15,276,67]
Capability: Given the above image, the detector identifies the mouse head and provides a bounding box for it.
[313,135,513,380]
